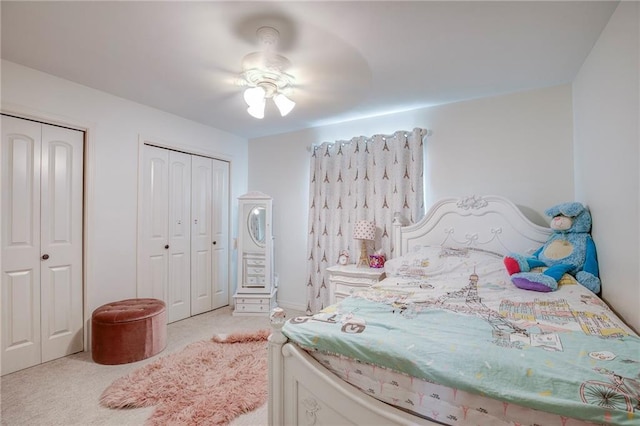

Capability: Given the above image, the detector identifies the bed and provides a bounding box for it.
[267,195,640,426]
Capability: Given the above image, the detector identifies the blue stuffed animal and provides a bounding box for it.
[503,202,600,293]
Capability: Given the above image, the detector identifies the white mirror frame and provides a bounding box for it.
[248,205,267,247]
[236,191,274,295]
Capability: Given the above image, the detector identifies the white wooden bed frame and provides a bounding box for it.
[268,195,552,426]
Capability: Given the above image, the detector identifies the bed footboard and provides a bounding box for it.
[268,308,439,426]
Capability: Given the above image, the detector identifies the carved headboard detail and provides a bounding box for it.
[392,195,551,259]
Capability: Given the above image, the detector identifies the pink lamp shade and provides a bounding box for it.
[353,220,376,240]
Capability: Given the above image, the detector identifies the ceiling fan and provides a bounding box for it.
[239,26,296,119]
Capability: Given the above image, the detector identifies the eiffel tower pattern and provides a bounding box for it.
[432,270,529,339]
[305,128,428,313]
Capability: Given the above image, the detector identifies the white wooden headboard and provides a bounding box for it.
[392,195,551,258]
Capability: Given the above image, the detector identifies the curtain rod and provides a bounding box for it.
[305,128,431,152]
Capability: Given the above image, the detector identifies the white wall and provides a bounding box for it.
[1,60,249,328]
[249,85,575,311]
[573,2,640,333]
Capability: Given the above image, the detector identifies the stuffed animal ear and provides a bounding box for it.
[545,202,584,218]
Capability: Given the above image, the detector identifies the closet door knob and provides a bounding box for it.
[212,241,217,245]
[41,254,50,260]
[164,244,169,249]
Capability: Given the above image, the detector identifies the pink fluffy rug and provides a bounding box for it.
[99,329,270,425]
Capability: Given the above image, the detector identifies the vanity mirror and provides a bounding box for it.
[248,206,266,247]
[233,192,277,316]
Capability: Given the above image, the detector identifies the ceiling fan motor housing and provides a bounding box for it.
[256,26,280,50]
[241,26,294,95]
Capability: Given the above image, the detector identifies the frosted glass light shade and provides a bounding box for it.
[244,86,266,119]
[247,99,266,119]
[243,86,294,119]
[273,93,296,116]
[244,87,266,106]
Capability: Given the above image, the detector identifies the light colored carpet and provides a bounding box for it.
[0,306,297,426]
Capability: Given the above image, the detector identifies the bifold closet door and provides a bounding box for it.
[139,145,170,302]
[139,146,192,323]
[190,156,213,315]
[167,151,192,322]
[1,115,83,375]
[211,159,229,310]
[139,145,229,322]
[191,157,229,313]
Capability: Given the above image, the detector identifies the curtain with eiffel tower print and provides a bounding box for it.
[305,128,427,313]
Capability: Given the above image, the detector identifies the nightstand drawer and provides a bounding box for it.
[327,264,386,305]
[334,282,369,295]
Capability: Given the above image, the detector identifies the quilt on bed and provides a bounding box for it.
[282,246,640,426]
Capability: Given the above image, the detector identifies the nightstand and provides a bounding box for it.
[326,264,386,305]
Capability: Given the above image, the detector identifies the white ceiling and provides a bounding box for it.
[1,1,617,139]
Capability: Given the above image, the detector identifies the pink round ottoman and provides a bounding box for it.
[91,298,167,365]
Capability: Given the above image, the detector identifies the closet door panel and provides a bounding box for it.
[1,116,42,374]
[139,145,169,301]
[211,159,229,309]
[39,124,84,362]
[192,249,210,312]
[167,151,191,323]
[190,156,213,315]
[2,271,41,374]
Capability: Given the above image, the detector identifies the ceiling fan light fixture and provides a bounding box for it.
[273,93,295,117]
[239,26,296,119]
[243,86,266,107]
[247,98,266,119]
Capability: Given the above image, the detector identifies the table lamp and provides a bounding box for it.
[353,220,376,268]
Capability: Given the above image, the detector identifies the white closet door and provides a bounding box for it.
[39,124,84,363]
[139,145,169,301]
[167,151,191,323]
[1,117,43,374]
[1,115,83,375]
[211,159,229,309]
[139,145,230,321]
[190,156,213,315]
